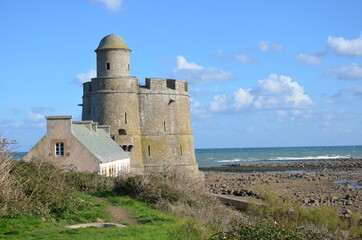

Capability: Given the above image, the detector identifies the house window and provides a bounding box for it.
[107,62,110,70]
[55,142,64,157]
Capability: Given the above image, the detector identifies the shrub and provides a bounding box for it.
[247,190,362,239]
[11,160,84,219]
[0,154,109,221]
[209,222,323,240]
[64,170,114,193]
[114,168,248,231]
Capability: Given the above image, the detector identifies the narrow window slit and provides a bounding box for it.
[148,145,151,156]
[107,63,110,70]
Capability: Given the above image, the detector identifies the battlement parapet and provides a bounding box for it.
[139,78,189,94]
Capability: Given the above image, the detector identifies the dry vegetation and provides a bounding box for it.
[1,138,361,239]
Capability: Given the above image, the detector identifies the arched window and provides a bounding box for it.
[118,129,127,135]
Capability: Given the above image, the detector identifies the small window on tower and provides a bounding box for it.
[107,62,110,70]
[127,145,133,152]
[148,145,151,156]
[118,129,127,135]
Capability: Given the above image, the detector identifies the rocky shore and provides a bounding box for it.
[202,159,362,217]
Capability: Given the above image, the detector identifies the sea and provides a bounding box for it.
[195,145,362,168]
[13,145,362,168]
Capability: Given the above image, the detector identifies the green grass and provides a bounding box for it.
[0,195,201,240]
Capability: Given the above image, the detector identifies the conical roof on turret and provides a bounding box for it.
[96,34,129,51]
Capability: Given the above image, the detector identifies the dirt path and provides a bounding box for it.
[96,197,139,226]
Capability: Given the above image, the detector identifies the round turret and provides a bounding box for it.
[96,34,130,51]
[95,34,131,77]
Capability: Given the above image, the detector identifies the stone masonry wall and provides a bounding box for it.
[139,78,198,173]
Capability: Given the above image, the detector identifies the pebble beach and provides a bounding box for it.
[202,158,362,218]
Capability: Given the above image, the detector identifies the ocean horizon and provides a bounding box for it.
[13,145,362,168]
[195,145,362,167]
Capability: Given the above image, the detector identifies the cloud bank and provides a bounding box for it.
[295,53,322,65]
[171,56,234,84]
[327,33,362,56]
[211,74,313,113]
[326,63,362,80]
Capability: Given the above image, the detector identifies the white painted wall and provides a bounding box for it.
[99,158,130,177]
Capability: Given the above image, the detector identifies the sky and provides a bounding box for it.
[0,0,362,151]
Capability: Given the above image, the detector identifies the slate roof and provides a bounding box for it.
[72,123,129,163]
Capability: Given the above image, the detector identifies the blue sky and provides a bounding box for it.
[1,0,362,151]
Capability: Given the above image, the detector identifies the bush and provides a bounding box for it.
[0,138,28,215]
[64,170,114,193]
[114,168,248,232]
[113,168,201,204]
[0,152,110,221]
[209,222,323,240]
[10,160,86,219]
[248,190,362,239]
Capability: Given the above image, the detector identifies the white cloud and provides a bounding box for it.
[233,54,255,63]
[233,88,254,110]
[176,56,203,70]
[295,53,322,65]
[90,0,122,12]
[258,41,283,52]
[210,94,228,112]
[171,56,234,84]
[210,74,313,113]
[327,33,362,56]
[28,112,44,122]
[326,63,362,80]
[72,69,96,85]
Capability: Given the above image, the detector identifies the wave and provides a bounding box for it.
[216,155,352,163]
[270,155,351,161]
[217,159,259,163]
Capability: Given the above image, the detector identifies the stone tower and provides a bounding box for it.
[82,34,199,174]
